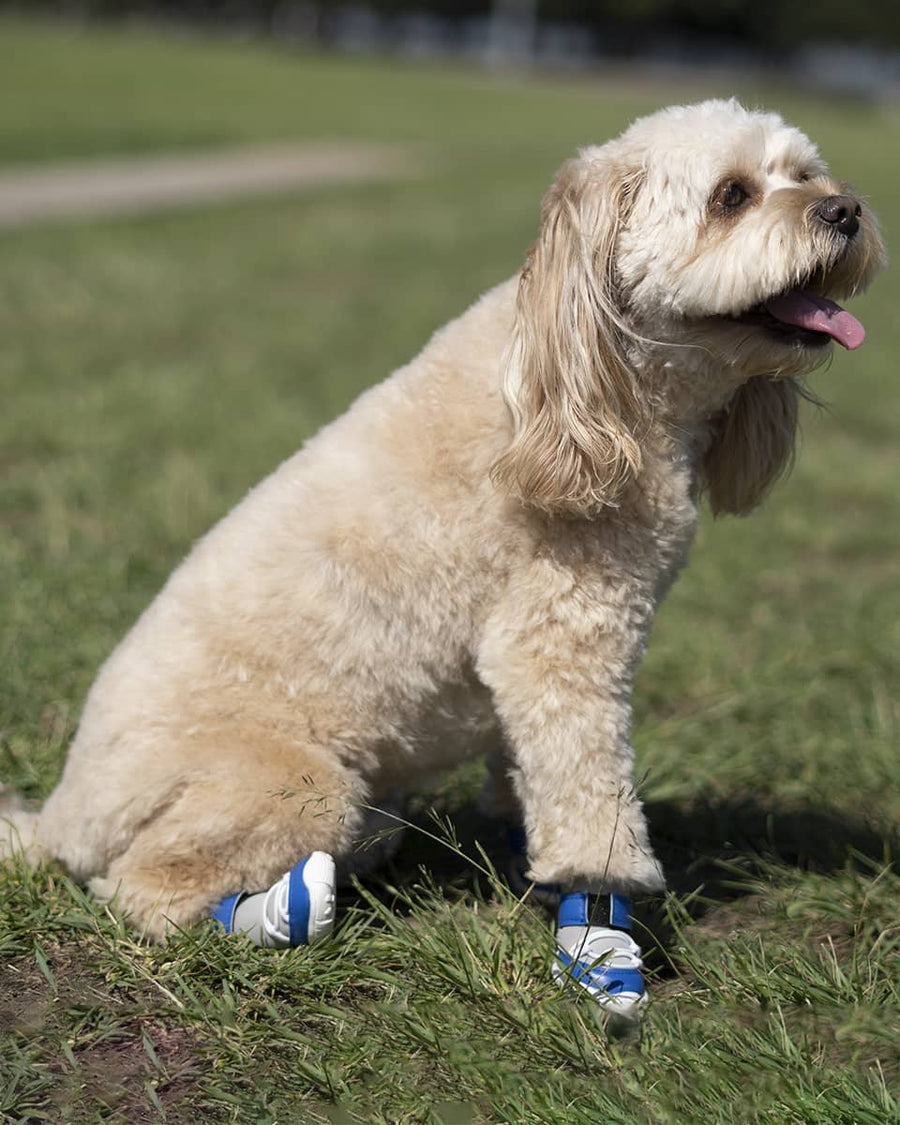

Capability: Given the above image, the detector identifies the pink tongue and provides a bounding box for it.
[764,288,865,350]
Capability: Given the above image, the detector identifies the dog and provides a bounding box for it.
[2,100,885,968]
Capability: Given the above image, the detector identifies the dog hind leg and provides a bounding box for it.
[87,740,363,941]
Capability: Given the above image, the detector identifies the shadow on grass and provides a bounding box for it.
[348,794,897,974]
[645,795,897,898]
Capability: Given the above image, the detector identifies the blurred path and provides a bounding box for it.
[0,143,413,228]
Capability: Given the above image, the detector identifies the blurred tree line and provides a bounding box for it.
[5,0,897,50]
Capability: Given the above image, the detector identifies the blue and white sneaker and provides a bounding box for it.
[211,851,337,948]
[505,823,561,908]
[552,892,647,1019]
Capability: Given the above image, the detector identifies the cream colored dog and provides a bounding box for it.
[2,99,885,939]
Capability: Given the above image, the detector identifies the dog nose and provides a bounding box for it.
[815,194,862,238]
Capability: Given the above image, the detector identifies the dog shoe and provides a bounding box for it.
[211,851,337,947]
[552,892,647,1019]
[505,823,561,908]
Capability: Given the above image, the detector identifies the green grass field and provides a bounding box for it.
[1,18,898,1124]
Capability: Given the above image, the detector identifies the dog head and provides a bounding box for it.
[492,99,887,518]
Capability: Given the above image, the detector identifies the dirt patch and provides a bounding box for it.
[0,948,210,1123]
[686,892,774,942]
[0,953,54,1035]
[0,142,416,228]
[55,1021,205,1124]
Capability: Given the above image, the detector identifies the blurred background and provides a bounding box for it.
[3,0,900,98]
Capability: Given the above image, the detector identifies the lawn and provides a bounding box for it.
[1,18,898,1125]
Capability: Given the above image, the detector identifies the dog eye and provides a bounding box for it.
[721,182,749,208]
[796,171,811,183]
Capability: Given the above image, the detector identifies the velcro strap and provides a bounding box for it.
[558,891,632,930]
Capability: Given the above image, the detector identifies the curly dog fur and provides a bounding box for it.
[2,99,885,938]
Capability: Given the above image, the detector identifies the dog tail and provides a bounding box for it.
[0,785,47,865]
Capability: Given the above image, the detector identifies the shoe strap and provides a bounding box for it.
[556,947,646,996]
[210,891,245,933]
[287,858,313,946]
[558,891,632,930]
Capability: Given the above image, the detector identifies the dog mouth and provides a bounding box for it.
[735,286,866,351]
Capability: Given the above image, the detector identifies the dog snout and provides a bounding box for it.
[815,194,862,238]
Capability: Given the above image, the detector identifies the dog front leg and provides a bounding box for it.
[477,561,665,897]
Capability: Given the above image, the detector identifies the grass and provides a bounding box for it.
[1,16,899,1124]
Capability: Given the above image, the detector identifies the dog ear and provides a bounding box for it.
[703,376,801,516]
[491,156,647,517]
